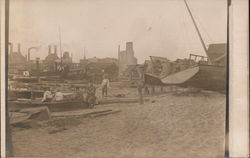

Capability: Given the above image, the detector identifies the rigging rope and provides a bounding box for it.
[194,15,213,44]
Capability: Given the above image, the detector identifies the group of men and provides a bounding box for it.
[41,87,67,102]
[41,74,110,108]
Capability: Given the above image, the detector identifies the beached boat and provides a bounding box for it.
[12,76,39,83]
[144,63,226,91]
[162,64,226,91]
[144,0,227,92]
[8,89,87,112]
[8,100,87,112]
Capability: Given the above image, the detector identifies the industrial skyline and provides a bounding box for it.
[9,0,227,63]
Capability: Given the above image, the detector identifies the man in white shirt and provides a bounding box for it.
[54,89,64,101]
[101,74,109,98]
[41,87,53,102]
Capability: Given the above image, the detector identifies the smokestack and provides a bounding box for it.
[118,45,121,61]
[36,57,40,71]
[54,45,57,55]
[48,45,51,55]
[8,43,13,54]
[17,43,21,53]
[126,42,133,51]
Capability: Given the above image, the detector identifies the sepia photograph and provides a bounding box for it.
[3,0,232,157]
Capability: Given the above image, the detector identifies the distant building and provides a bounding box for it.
[81,56,118,65]
[87,56,99,63]
[207,43,226,66]
[78,55,119,82]
[62,51,72,65]
[8,43,27,74]
[44,45,59,71]
[118,42,138,76]
[99,57,118,65]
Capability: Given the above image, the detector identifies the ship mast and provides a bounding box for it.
[183,0,211,63]
[58,26,63,64]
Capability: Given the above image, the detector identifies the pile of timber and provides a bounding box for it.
[100,97,149,104]
[51,107,121,118]
[10,106,121,127]
[10,106,51,125]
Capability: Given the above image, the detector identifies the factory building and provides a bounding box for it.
[62,51,73,65]
[118,42,137,76]
[44,45,59,72]
[8,43,27,74]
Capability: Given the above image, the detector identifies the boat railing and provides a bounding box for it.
[189,54,208,62]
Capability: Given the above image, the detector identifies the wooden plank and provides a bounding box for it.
[90,110,121,118]
[51,108,114,117]
[100,98,149,104]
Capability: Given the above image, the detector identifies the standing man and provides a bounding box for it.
[144,84,150,96]
[137,79,144,104]
[75,87,84,101]
[101,74,109,98]
[86,81,96,108]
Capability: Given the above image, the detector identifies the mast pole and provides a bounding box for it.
[84,46,86,59]
[59,26,63,64]
[183,0,211,63]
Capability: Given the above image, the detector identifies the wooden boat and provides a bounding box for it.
[144,64,226,91]
[12,76,39,83]
[144,73,164,85]
[161,64,226,91]
[8,100,88,112]
[9,89,44,100]
[144,0,227,92]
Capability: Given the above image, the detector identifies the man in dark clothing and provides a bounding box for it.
[137,80,144,104]
[144,84,150,96]
[75,87,84,101]
[86,82,96,108]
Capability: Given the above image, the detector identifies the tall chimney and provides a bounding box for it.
[48,45,51,55]
[17,43,21,53]
[8,43,13,54]
[36,57,40,71]
[54,45,57,55]
[126,42,133,51]
[118,45,120,60]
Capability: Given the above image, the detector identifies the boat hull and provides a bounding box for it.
[8,101,88,112]
[183,65,226,91]
[144,73,164,85]
[146,64,226,91]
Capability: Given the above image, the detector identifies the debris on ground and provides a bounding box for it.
[10,106,51,125]
[90,109,121,118]
[115,94,125,98]
[48,127,68,134]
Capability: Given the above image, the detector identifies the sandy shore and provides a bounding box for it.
[11,87,226,158]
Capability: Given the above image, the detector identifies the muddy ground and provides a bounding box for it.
[10,85,226,158]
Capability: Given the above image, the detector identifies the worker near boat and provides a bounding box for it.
[85,81,97,108]
[101,74,110,98]
[41,87,54,102]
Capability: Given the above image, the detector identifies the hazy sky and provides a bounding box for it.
[9,0,227,63]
